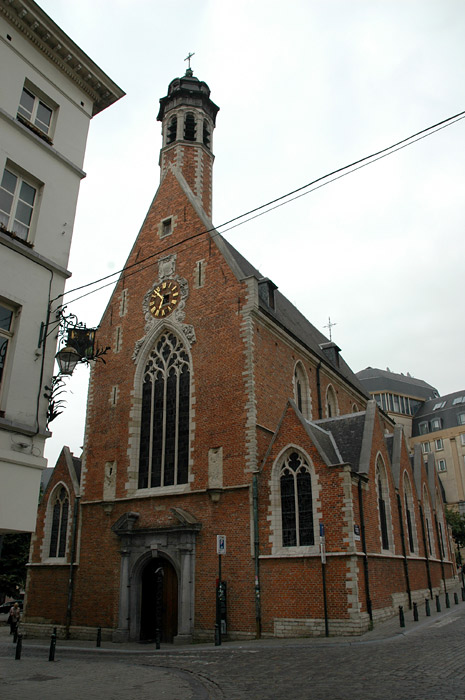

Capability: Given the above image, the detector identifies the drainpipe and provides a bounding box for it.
[358,476,373,627]
[65,495,80,639]
[396,493,412,609]
[316,362,322,419]
[252,474,261,639]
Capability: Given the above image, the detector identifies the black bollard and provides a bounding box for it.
[214,622,221,645]
[399,605,405,628]
[462,587,465,602]
[436,595,441,612]
[413,602,418,621]
[13,625,18,644]
[96,626,102,648]
[155,628,160,650]
[446,592,450,608]
[15,633,22,660]
[49,629,57,662]
[425,598,431,616]
[454,592,459,605]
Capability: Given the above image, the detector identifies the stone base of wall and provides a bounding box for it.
[21,623,113,643]
[273,614,371,638]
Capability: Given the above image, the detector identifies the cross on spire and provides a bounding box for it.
[184,52,195,70]
[324,316,337,341]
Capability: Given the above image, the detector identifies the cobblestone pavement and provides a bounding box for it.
[1,590,465,699]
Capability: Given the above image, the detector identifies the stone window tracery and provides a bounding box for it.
[376,456,392,551]
[280,451,314,547]
[293,362,311,419]
[49,486,69,558]
[138,332,190,489]
[403,473,417,553]
[326,384,338,418]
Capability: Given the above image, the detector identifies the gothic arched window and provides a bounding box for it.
[326,384,338,418]
[203,120,211,148]
[423,485,435,557]
[403,473,416,553]
[49,486,69,558]
[184,112,196,141]
[294,362,311,419]
[138,333,190,489]
[280,451,314,547]
[376,457,391,551]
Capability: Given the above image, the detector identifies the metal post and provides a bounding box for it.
[13,625,18,644]
[445,592,450,608]
[215,554,222,646]
[425,598,430,616]
[49,628,57,661]
[436,595,441,612]
[462,587,465,602]
[96,626,101,647]
[155,628,160,650]
[399,606,405,628]
[15,634,22,660]
[454,592,459,605]
[321,560,329,637]
[413,602,418,621]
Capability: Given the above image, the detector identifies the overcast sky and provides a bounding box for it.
[39,0,465,468]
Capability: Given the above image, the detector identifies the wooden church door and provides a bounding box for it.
[140,557,178,642]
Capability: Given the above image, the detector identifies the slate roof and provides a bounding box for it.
[356,367,438,401]
[219,235,368,398]
[314,412,366,471]
[412,389,465,436]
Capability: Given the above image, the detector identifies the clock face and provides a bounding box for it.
[149,279,181,318]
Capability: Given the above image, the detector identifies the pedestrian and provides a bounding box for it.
[8,602,20,635]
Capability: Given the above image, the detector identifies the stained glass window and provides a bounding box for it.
[280,451,314,547]
[49,487,69,558]
[138,333,190,488]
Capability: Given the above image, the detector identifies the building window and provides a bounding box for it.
[203,120,211,148]
[431,418,442,431]
[0,167,37,240]
[195,260,206,289]
[17,86,53,136]
[423,487,435,557]
[280,451,314,547]
[437,459,447,472]
[404,475,416,554]
[326,384,338,418]
[138,333,190,489]
[184,112,196,141]
[49,486,69,558]
[376,458,391,550]
[433,401,446,410]
[0,302,14,398]
[458,414,465,426]
[167,116,177,144]
[453,396,465,405]
[294,362,311,419]
[419,422,429,435]
[421,442,431,454]
[161,218,172,238]
[435,438,444,451]
[460,434,465,446]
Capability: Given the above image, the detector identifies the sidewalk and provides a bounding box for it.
[1,584,463,657]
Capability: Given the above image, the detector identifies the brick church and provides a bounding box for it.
[25,68,455,642]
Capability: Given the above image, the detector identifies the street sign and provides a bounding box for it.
[217,534,226,555]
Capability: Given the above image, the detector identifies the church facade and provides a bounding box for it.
[25,70,455,642]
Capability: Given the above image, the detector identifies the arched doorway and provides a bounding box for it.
[140,557,178,642]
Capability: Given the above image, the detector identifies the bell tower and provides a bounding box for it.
[157,65,219,218]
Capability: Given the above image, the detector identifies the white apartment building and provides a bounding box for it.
[0,0,124,533]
